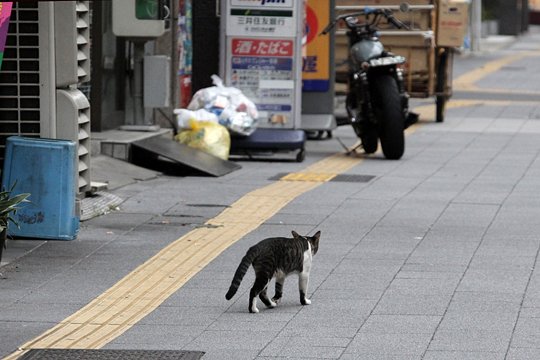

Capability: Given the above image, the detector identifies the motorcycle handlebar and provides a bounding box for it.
[320,7,410,35]
[386,13,406,29]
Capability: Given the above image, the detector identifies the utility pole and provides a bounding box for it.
[471,0,482,52]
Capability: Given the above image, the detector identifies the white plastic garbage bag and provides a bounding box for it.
[173,108,218,130]
[185,75,258,136]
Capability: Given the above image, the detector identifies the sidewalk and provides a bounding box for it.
[2,28,540,359]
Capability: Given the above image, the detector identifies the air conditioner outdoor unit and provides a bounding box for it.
[53,1,91,193]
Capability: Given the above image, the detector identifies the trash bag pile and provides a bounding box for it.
[174,74,258,137]
[173,75,258,160]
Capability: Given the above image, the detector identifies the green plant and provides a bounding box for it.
[0,182,30,263]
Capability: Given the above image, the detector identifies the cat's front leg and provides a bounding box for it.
[298,272,311,305]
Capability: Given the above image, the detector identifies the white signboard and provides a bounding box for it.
[226,0,297,40]
[221,0,303,129]
[228,38,295,125]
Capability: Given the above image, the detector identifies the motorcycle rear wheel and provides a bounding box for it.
[370,74,405,160]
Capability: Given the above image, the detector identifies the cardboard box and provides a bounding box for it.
[436,0,469,47]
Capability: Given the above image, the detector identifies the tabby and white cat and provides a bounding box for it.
[225,230,321,313]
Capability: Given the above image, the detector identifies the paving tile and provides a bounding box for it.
[333,258,403,274]
[437,310,517,332]
[447,291,523,314]
[288,309,368,329]
[423,350,505,360]
[428,329,511,352]
[318,271,394,291]
[202,349,260,360]
[509,316,540,348]
[519,307,540,318]
[457,268,531,294]
[0,321,52,359]
[137,306,224,327]
[312,288,384,301]
[107,324,206,349]
[339,354,420,360]
[261,336,347,359]
[345,332,433,356]
[1,302,84,323]
[373,292,452,316]
[506,347,540,360]
[386,277,460,296]
[188,330,277,350]
[279,326,359,340]
[359,314,441,334]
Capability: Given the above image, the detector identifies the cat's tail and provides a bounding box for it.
[225,248,257,300]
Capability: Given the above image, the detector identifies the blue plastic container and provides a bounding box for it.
[1,136,79,240]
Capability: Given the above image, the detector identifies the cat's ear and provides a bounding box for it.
[311,231,320,255]
[291,231,300,239]
[312,231,321,246]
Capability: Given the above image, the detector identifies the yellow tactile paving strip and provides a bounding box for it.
[453,50,540,92]
[280,152,362,182]
[8,50,540,359]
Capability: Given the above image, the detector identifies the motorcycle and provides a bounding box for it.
[321,5,418,160]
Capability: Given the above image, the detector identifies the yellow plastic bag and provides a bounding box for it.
[175,120,231,160]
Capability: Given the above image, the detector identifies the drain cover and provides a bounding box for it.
[19,349,205,360]
[269,172,375,183]
[331,174,375,182]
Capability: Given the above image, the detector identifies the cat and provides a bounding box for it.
[225,230,321,313]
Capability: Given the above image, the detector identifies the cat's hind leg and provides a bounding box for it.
[259,286,277,309]
[272,273,285,304]
[249,275,270,313]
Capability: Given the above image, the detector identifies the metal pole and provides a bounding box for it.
[471,0,482,52]
[132,41,145,125]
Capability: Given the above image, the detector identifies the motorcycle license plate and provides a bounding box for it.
[369,56,406,67]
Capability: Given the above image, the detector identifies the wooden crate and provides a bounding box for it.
[336,0,435,31]
[380,32,435,97]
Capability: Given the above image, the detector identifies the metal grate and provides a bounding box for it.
[269,172,375,183]
[19,349,205,360]
[331,174,375,182]
[0,3,40,167]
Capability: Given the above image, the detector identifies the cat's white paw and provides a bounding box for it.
[250,306,259,313]
[269,300,277,308]
[303,298,311,305]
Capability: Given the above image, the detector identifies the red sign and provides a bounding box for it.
[232,38,293,57]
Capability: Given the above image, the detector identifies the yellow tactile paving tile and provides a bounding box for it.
[280,172,336,182]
